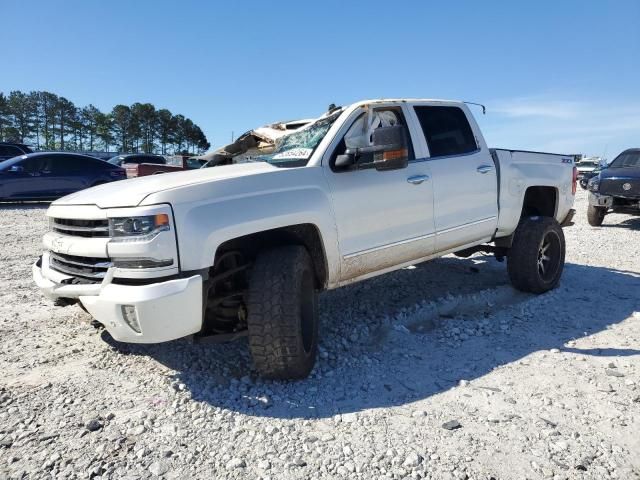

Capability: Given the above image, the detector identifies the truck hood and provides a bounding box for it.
[53,162,278,208]
[600,166,640,180]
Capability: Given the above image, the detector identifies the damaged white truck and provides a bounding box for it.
[33,99,577,379]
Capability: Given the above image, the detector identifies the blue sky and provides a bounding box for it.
[3,0,638,158]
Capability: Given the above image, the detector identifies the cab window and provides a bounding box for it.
[23,157,52,174]
[413,106,477,158]
[331,107,414,171]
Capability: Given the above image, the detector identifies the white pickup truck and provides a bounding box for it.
[33,99,577,379]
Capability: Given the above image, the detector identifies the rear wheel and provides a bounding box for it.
[507,217,565,294]
[587,205,606,226]
[246,245,318,380]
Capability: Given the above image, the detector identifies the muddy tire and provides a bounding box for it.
[587,205,606,226]
[247,246,318,380]
[507,217,565,294]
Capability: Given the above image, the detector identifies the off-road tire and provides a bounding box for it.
[507,216,565,294]
[247,245,318,380]
[587,205,606,226]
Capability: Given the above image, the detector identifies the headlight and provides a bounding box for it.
[109,214,170,241]
[587,176,600,192]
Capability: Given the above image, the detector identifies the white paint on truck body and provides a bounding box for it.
[34,98,576,343]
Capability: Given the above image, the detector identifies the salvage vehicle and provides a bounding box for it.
[33,98,577,379]
[579,169,600,190]
[108,153,203,177]
[587,148,640,226]
[199,118,315,167]
[108,154,176,178]
[1,152,125,201]
[576,157,601,179]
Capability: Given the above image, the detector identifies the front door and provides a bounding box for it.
[323,105,436,282]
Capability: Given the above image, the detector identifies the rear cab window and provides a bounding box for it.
[413,106,477,158]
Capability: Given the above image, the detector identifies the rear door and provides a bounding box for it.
[45,155,87,196]
[409,104,498,252]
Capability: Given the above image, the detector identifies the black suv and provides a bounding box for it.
[0,142,33,161]
[587,148,640,226]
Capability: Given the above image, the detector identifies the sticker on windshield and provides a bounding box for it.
[272,148,313,160]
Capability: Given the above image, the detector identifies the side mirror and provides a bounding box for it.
[8,165,24,173]
[335,153,356,168]
[371,125,409,171]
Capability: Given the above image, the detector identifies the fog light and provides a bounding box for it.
[121,305,141,333]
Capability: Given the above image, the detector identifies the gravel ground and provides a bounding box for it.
[0,189,639,480]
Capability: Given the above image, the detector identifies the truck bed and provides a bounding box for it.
[490,148,575,237]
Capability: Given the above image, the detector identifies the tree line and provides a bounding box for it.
[0,90,210,155]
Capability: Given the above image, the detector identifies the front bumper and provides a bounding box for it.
[33,255,202,343]
[589,192,613,208]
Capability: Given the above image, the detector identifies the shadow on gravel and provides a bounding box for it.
[602,216,640,230]
[102,257,640,419]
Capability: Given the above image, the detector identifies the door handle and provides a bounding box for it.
[407,174,430,185]
[477,165,494,174]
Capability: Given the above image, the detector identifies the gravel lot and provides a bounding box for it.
[0,189,638,480]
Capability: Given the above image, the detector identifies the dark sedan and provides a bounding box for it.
[0,152,126,201]
[587,148,640,225]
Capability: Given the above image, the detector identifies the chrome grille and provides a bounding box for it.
[52,218,110,238]
[49,252,112,281]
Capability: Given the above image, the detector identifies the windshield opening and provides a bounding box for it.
[609,151,640,169]
[255,111,341,167]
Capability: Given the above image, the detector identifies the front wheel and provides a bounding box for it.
[507,217,565,294]
[587,205,606,226]
[246,246,319,380]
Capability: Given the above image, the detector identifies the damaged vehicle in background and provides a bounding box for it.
[108,153,204,177]
[587,148,640,226]
[197,118,315,167]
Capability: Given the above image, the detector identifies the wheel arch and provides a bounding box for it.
[521,185,558,218]
[213,223,330,289]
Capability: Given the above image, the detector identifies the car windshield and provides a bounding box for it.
[255,111,341,167]
[609,151,640,168]
[108,156,124,165]
[579,161,597,167]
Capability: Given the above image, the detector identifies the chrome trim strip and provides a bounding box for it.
[408,148,481,164]
[437,216,497,235]
[343,216,497,260]
[49,262,107,279]
[53,224,109,233]
[343,232,435,259]
[50,252,112,269]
